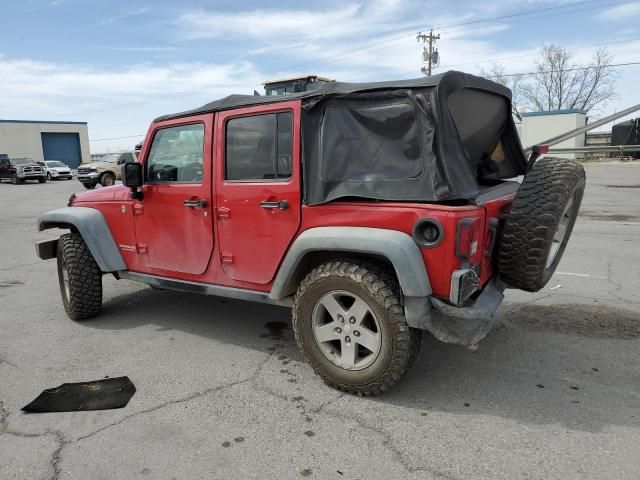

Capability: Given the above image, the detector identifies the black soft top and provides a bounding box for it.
[155,71,510,121]
[155,71,526,205]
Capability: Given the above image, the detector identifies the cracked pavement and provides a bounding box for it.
[1,163,639,479]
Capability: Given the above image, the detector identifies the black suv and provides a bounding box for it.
[0,156,46,184]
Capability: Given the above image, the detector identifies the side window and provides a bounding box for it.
[225,112,292,181]
[146,123,205,183]
[118,152,134,165]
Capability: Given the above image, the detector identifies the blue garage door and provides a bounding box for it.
[41,132,82,169]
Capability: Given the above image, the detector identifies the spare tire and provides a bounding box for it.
[497,157,585,292]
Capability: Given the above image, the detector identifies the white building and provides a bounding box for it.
[519,110,587,159]
[0,120,91,169]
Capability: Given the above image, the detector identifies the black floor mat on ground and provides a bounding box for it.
[22,377,136,413]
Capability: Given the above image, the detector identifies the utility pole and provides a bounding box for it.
[416,30,440,76]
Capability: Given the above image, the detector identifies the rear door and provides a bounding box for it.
[133,115,214,275]
[215,101,301,285]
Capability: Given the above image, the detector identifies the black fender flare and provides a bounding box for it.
[269,227,432,327]
[36,207,126,272]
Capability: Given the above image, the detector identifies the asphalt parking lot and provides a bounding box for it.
[1,163,639,480]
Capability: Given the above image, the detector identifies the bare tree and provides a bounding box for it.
[481,63,524,116]
[520,45,617,114]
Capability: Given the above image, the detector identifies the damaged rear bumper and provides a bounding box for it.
[408,279,505,348]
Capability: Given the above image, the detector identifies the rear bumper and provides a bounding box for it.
[410,278,505,348]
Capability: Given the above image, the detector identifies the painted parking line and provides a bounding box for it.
[555,271,608,279]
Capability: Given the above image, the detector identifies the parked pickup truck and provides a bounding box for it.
[0,157,46,184]
[35,71,585,395]
[77,151,137,189]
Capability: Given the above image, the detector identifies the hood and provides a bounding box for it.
[72,185,125,203]
[79,162,108,169]
[80,160,122,170]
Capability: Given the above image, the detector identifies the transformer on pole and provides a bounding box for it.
[416,30,440,76]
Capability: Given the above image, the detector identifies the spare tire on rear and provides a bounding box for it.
[498,157,585,292]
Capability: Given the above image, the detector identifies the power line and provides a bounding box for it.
[439,37,640,70]
[489,60,640,78]
[278,0,619,76]
[442,1,626,37]
[91,134,145,141]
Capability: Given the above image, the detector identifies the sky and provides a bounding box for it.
[1,0,640,152]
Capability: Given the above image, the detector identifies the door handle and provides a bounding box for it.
[184,199,208,208]
[260,200,289,210]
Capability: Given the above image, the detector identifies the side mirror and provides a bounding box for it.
[122,162,143,199]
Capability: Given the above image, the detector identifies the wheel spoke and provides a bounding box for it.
[354,327,379,353]
[314,321,339,343]
[339,339,358,368]
[347,297,370,325]
[320,294,346,321]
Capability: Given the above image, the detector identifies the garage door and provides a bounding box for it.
[41,133,82,169]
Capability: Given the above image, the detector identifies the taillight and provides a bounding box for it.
[456,218,480,261]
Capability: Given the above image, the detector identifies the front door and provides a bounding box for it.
[133,115,214,275]
[215,101,301,285]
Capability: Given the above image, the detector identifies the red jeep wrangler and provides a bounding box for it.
[36,71,585,395]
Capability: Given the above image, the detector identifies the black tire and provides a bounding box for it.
[38,177,46,183]
[11,174,22,185]
[292,261,421,396]
[82,183,96,189]
[47,173,52,181]
[57,233,102,321]
[498,157,585,292]
[100,172,115,187]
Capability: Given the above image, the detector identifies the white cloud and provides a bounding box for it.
[177,0,419,42]
[600,2,640,20]
[101,7,149,25]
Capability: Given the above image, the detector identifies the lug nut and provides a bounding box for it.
[337,315,344,322]
[349,317,356,324]
[345,336,351,343]
[354,331,360,337]
[335,327,342,334]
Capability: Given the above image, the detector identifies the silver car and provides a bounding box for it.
[39,160,73,181]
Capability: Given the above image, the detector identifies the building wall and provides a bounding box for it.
[0,121,91,164]
[520,110,587,159]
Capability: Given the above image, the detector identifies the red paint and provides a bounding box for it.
[70,98,513,302]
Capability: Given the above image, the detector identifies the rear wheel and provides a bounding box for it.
[100,172,115,187]
[57,233,102,321]
[498,157,585,291]
[293,261,421,396]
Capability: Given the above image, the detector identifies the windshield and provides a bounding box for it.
[45,161,67,168]
[100,154,120,163]
[12,158,34,165]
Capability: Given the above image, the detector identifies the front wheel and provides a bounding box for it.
[293,261,421,396]
[38,177,46,183]
[57,233,103,320]
[47,173,52,181]
[100,172,115,187]
[11,174,22,185]
[82,183,95,189]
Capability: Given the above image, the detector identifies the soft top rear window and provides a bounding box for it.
[446,88,509,178]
